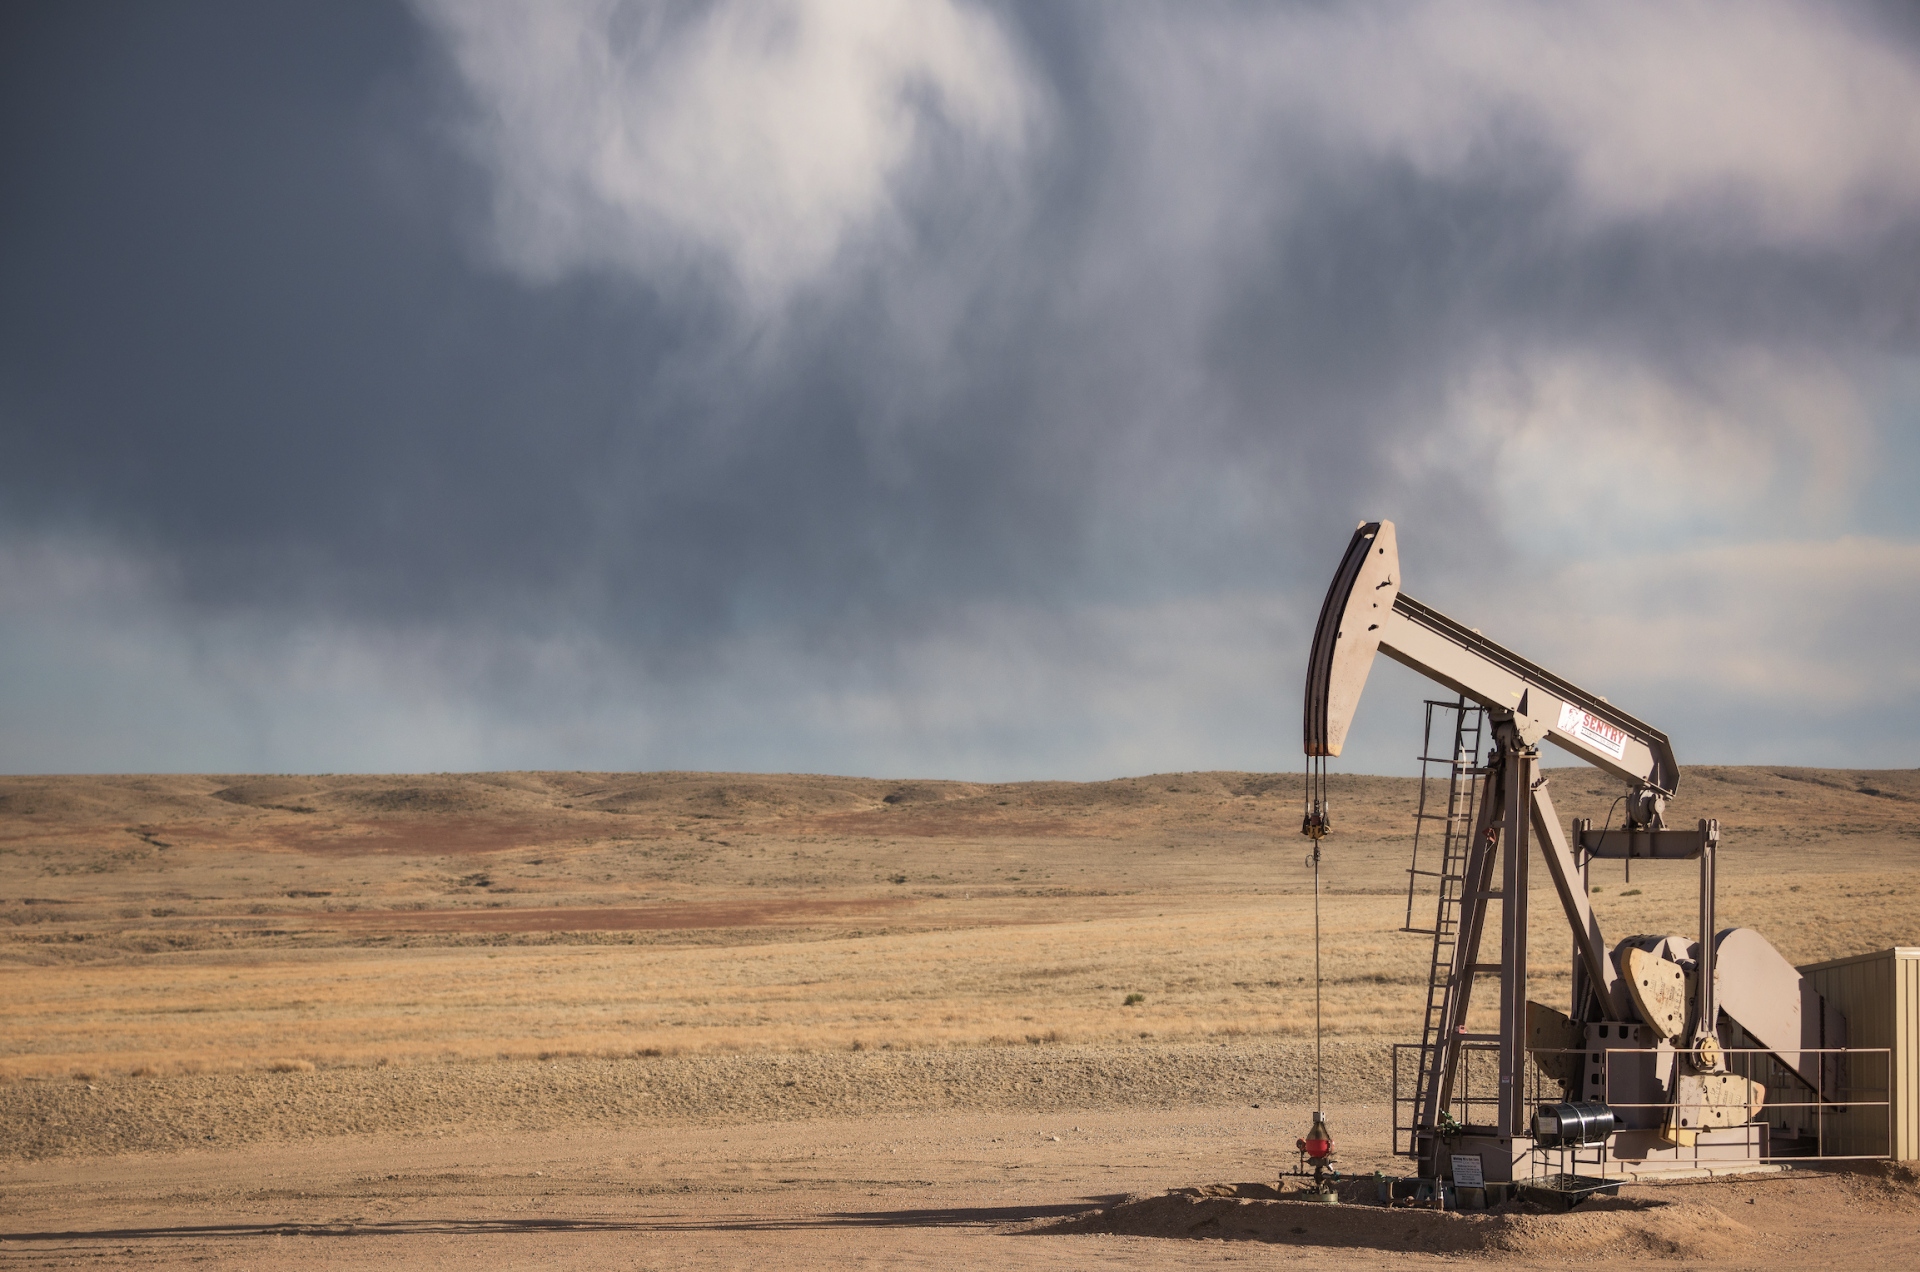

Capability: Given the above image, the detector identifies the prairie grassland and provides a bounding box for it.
[3,899,1427,1078]
[2,766,1915,1081]
[7,871,1910,1081]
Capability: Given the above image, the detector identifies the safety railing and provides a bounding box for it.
[1393,1042,1894,1167]
[1391,1040,1502,1156]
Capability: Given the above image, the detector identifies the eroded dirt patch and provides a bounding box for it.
[803,811,1119,838]
[302,897,920,932]
[262,817,583,856]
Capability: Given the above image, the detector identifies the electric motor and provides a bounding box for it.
[1533,1100,1616,1147]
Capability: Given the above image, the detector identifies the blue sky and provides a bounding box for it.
[3,1,1918,780]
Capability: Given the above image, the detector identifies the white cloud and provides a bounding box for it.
[1520,537,1920,708]
[1441,348,1874,561]
[415,0,1041,309]
[1138,0,1920,242]
[1439,0,1920,238]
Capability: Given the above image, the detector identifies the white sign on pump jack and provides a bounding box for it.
[1557,701,1629,760]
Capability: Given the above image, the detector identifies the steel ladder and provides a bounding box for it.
[1402,698,1487,1140]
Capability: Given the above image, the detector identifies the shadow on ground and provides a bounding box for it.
[1,1198,1124,1243]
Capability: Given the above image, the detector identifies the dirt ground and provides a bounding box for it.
[3,764,1917,1267]
[5,1103,1916,1270]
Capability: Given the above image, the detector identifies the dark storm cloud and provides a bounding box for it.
[3,0,1919,775]
[3,5,682,617]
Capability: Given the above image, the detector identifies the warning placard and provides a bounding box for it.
[1557,701,1629,760]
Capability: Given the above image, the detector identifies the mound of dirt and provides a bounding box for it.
[581,775,887,815]
[1481,1196,1756,1261]
[1837,1158,1920,1209]
[879,782,986,806]
[1027,1187,1755,1261]
[0,777,213,822]
[1850,1158,1920,1185]
[325,784,503,815]
[208,778,322,808]
[0,784,97,818]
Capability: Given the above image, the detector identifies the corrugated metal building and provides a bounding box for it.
[1797,947,1920,1160]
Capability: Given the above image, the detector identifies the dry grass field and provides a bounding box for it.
[3,764,1915,1085]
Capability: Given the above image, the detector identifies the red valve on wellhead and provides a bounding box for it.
[1299,1112,1332,1160]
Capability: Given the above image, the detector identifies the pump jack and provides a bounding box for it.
[1304,521,1850,1183]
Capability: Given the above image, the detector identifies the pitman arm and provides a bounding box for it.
[1303,521,1680,804]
